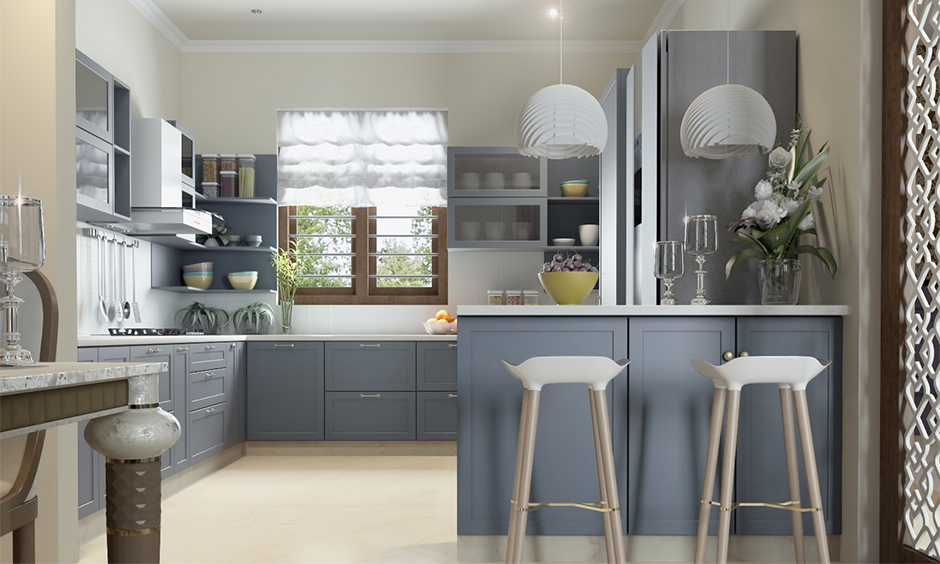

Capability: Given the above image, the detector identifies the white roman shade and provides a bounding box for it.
[277,110,448,207]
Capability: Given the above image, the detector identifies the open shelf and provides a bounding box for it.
[547,197,600,203]
[153,286,276,294]
[198,246,276,253]
[199,197,276,205]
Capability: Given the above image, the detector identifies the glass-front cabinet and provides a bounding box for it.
[448,147,547,198]
[448,198,546,249]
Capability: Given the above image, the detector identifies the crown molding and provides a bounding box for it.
[179,39,645,54]
[644,0,686,42]
[127,0,188,49]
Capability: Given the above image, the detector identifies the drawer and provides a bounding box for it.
[416,391,458,440]
[189,367,226,411]
[189,403,226,466]
[189,343,226,373]
[130,345,173,410]
[416,342,458,391]
[325,342,416,391]
[325,391,415,440]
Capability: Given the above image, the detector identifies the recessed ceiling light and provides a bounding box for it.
[250,9,262,14]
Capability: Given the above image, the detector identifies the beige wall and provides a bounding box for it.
[670,1,880,561]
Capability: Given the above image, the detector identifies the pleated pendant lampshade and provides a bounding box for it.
[679,84,776,159]
[516,83,608,159]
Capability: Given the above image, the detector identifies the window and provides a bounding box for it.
[278,204,447,304]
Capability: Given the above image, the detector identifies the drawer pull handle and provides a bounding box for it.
[274,344,294,348]
[360,344,381,348]
[723,351,734,362]
[448,393,458,399]
[205,345,216,350]
[448,344,457,348]
[205,372,216,379]
[148,348,163,354]
[231,343,236,350]
[360,393,381,398]
[739,351,750,357]
[206,407,216,414]
[178,347,188,352]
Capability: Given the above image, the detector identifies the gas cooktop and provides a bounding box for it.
[107,328,203,336]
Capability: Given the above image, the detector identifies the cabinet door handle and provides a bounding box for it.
[205,407,216,414]
[739,351,750,357]
[360,344,381,348]
[448,393,458,399]
[723,351,734,361]
[448,344,457,348]
[274,344,294,348]
[205,345,216,350]
[148,348,163,354]
[178,347,188,352]
[205,372,216,379]
[360,393,381,398]
[231,343,236,350]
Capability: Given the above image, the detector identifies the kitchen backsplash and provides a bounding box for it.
[77,225,550,335]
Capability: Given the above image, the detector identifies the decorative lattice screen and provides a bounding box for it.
[904,0,940,556]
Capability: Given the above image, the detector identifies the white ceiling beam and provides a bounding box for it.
[643,0,686,42]
[180,39,645,55]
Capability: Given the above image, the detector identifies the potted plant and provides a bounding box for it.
[232,302,276,334]
[271,247,300,333]
[175,301,230,335]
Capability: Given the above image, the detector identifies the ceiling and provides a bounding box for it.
[135,0,683,52]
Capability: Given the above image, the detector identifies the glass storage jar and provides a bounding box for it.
[201,181,219,198]
[524,290,539,305]
[220,154,238,172]
[220,170,237,197]
[487,290,503,305]
[202,154,219,182]
[505,290,522,305]
[237,154,256,197]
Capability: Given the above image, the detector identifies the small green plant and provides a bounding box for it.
[272,247,300,331]
[196,223,231,246]
[175,302,230,335]
[232,302,276,334]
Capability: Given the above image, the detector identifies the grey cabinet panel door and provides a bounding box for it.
[247,342,324,440]
[188,368,227,411]
[189,403,226,466]
[189,343,227,373]
[226,342,247,448]
[130,345,174,411]
[417,391,458,440]
[325,342,416,391]
[77,419,101,518]
[172,345,190,473]
[627,317,734,535]
[416,342,458,391]
[77,347,99,362]
[735,317,842,535]
[325,392,416,441]
[160,411,175,479]
[457,316,628,536]
[97,346,130,363]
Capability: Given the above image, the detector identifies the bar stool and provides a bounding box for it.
[690,356,832,564]
[502,356,629,564]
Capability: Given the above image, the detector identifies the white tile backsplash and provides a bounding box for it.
[76,226,546,336]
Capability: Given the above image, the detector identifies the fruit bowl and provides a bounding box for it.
[423,320,457,335]
[538,271,598,305]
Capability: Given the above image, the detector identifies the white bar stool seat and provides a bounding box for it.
[501,356,629,564]
[691,356,832,564]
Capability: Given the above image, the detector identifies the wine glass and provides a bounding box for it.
[0,195,45,366]
[684,214,718,305]
[654,241,684,305]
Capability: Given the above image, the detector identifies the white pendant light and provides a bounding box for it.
[516,2,607,159]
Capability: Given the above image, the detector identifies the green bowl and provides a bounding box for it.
[538,271,598,305]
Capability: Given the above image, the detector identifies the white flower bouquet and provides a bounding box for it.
[725,123,837,278]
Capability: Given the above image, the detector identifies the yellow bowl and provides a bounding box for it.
[538,271,598,305]
[228,274,258,290]
[561,183,588,197]
[182,273,212,290]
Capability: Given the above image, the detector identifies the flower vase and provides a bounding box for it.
[280,300,294,334]
[759,259,801,305]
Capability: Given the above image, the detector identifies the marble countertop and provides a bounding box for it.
[78,333,457,347]
[457,304,850,316]
[0,361,167,394]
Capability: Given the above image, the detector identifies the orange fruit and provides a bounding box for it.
[437,318,449,323]
[445,317,455,322]
[426,318,437,324]
[435,309,451,320]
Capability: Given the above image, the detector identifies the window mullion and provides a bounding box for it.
[353,207,371,299]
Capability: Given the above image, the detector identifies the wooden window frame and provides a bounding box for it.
[278,205,448,305]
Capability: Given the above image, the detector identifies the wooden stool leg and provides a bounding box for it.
[593,390,626,564]
[716,390,741,564]
[12,520,36,564]
[695,387,726,564]
[793,390,830,564]
[506,389,531,563]
[779,388,806,563]
[509,389,541,564]
[589,390,616,562]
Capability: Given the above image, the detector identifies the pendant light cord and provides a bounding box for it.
[559,0,564,84]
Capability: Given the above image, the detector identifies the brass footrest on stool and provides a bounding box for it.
[511,500,619,513]
[701,499,822,513]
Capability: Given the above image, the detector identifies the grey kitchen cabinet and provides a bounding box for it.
[247,342,324,440]
[188,402,226,466]
[171,344,190,474]
[417,391,458,440]
[734,317,842,535]
[448,197,547,250]
[456,316,627,535]
[447,146,547,199]
[130,344,177,479]
[325,341,416,392]
[186,342,230,465]
[416,342,458,391]
[225,341,247,447]
[325,392,416,441]
[627,317,734,535]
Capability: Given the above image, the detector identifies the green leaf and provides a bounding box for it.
[799,228,818,237]
[792,146,830,190]
[757,223,791,251]
[795,245,838,277]
[725,249,766,279]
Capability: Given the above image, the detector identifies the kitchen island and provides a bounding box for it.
[455,305,847,560]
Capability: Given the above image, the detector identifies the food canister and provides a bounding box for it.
[505,290,522,305]
[220,154,238,172]
[237,154,256,197]
[487,290,503,305]
[524,290,539,305]
[202,154,219,182]
[201,181,219,198]
[220,170,237,197]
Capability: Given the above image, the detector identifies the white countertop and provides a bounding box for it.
[78,333,457,347]
[457,304,850,316]
[0,361,166,394]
